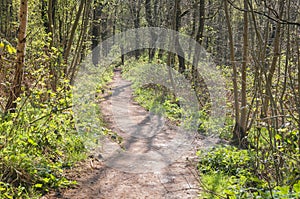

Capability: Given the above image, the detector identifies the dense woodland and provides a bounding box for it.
[0,0,299,198]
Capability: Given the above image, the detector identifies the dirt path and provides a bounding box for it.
[44,69,219,199]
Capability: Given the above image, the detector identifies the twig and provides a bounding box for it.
[227,0,300,26]
[157,174,171,194]
[0,101,4,113]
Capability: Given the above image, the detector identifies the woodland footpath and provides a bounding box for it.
[0,0,299,198]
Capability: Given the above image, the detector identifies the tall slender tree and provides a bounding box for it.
[224,0,242,146]
[5,0,28,113]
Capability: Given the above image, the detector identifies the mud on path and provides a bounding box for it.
[44,69,219,199]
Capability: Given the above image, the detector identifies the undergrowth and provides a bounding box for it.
[0,66,114,198]
[0,81,82,198]
[197,146,300,199]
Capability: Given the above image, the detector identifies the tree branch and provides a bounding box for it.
[227,0,300,26]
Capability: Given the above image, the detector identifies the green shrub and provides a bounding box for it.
[0,82,84,198]
[197,146,300,199]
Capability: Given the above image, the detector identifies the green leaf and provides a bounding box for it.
[43,177,50,183]
[275,185,289,195]
[224,189,235,196]
[6,45,16,54]
[275,134,282,140]
[293,181,300,193]
[4,193,13,199]
[34,183,43,188]
[28,138,38,146]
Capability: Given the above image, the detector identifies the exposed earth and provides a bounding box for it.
[43,69,219,199]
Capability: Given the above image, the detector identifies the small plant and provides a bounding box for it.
[197,146,300,198]
[0,64,114,198]
[0,83,85,198]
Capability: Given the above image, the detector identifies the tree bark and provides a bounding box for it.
[174,0,185,73]
[145,0,158,61]
[48,0,56,45]
[192,0,205,77]
[5,0,28,113]
[131,0,142,60]
[263,1,284,116]
[91,2,104,66]
[224,0,241,146]
[64,0,85,65]
[69,0,91,84]
[240,0,249,147]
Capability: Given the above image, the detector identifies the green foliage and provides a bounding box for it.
[197,146,300,199]
[133,86,182,122]
[247,127,300,195]
[0,45,115,197]
[197,146,253,176]
[0,82,84,198]
[72,64,114,149]
[123,59,300,199]
[0,38,16,54]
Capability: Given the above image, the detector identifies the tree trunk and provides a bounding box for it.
[263,1,284,117]
[5,0,28,113]
[192,0,205,77]
[64,0,85,65]
[145,0,158,62]
[133,0,141,60]
[48,0,57,91]
[48,0,56,45]
[91,2,103,66]
[174,0,185,73]
[240,0,249,147]
[69,0,91,84]
[0,0,13,39]
[224,0,241,146]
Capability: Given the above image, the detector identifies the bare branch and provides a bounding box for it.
[227,0,300,26]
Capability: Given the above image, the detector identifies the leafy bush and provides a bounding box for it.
[198,146,253,176]
[0,115,78,197]
[197,146,300,199]
[0,82,84,198]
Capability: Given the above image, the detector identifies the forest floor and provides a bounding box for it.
[43,69,220,199]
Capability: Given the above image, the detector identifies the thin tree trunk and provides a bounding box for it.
[224,0,240,146]
[188,1,198,60]
[145,0,158,62]
[5,0,28,113]
[192,0,205,78]
[48,0,57,91]
[64,0,85,65]
[133,0,141,60]
[48,0,56,45]
[69,0,91,84]
[91,2,102,66]
[263,1,284,116]
[240,0,249,147]
[174,0,185,73]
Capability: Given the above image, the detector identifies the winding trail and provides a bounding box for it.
[44,69,219,199]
